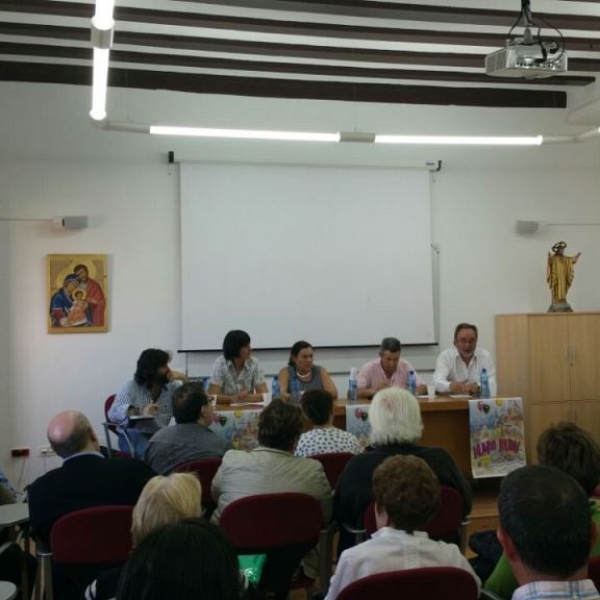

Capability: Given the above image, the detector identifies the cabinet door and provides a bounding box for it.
[529,316,571,402]
[569,316,600,401]
[572,401,600,448]
[529,403,572,463]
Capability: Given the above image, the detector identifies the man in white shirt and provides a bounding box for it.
[325,455,480,600]
[432,323,496,396]
[498,465,600,600]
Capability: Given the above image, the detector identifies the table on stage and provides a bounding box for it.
[334,397,472,476]
[216,396,472,476]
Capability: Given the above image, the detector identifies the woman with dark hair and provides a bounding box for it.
[116,518,240,600]
[208,330,268,405]
[109,348,188,457]
[211,400,332,525]
[295,390,361,457]
[278,341,338,400]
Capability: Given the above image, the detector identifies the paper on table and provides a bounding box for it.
[449,394,471,399]
[230,401,266,408]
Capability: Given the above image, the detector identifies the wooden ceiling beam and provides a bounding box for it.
[0,60,568,108]
[0,42,592,86]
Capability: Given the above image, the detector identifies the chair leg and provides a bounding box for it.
[33,550,53,600]
[102,423,114,458]
[318,526,334,595]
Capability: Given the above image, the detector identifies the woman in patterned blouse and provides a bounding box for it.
[295,390,362,457]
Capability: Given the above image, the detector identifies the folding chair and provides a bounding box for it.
[219,493,322,599]
[310,452,353,489]
[173,458,222,514]
[336,567,479,600]
[34,505,133,600]
[102,395,134,458]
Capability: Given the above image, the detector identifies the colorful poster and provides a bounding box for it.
[469,397,526,478]
[345,404,371,450]
[210,409,261,451]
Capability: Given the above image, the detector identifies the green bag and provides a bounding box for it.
[238,553,267,586]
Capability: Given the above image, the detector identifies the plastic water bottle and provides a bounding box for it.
[290,373,301,404]
[271,375,281,399]
[407,370,417,396]
[203,376,210,392]
[480,368,491,399]
[347,368,358,403]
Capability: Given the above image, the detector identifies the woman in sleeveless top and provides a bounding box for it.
[278,341,338,400]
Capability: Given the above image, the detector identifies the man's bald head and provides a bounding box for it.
[47,411,99,458]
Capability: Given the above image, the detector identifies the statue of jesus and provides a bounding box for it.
[547,241,581,312]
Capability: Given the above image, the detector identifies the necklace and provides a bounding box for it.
[296,369,312,379]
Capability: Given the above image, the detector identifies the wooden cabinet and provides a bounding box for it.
[496,313,600,462]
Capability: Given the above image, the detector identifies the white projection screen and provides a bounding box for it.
[180,163,435,350]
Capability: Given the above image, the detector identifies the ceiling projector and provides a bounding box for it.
[486,40,568,79]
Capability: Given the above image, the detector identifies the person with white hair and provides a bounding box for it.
[334,387,471,554]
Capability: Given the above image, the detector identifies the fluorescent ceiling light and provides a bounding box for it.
[90,48,110,121]
[150,126,340,142]
[375,135,544,146]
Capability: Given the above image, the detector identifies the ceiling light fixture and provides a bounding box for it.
[89,0,115,121]
[375,135,544,146]
[149,126,340,142]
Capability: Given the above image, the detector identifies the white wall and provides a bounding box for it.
[1,81,600,487]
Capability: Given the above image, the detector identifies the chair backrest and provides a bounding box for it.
[50,505,134,564]
[363,485,464,541]
[220,492,321,549]
[336,567,479,600]
[310,452,354,489]
[219,493,322,594]
[588,556,600,590]
[425,486,463,539]
[173,457,222,507]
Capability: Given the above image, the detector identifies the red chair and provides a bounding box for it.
[311,452,353,489]
[35,505,134,600]
[588,555,600,590]
[102,395,133,458]
[173,458,222,512]
[219,493,322,598]
[336,567,479,600]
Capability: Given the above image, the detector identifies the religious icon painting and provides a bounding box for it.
[47,254,109,333]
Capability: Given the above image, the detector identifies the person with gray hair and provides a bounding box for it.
[28,410,155,545]
[357,337,427,399]
[334,388,471,554]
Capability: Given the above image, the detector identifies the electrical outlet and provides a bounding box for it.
[11,448,30,457]
[38,446,56,457]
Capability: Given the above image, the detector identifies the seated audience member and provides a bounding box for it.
[295,390,361,457]
[357,337,426,399]
[335,387,471,554]
[325,455,480,599]
[496,465,599,600]
[109,348,188,458]
[145,382,230,474]
[85,472,202,600]
[485,422,600,599]
[0,467,16,504]
[279,341,338,400]
[116,518,241,600]
[28,411,155,546]
[208,330,268,404]
[211,399,332,524]
[432,323,496,396]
